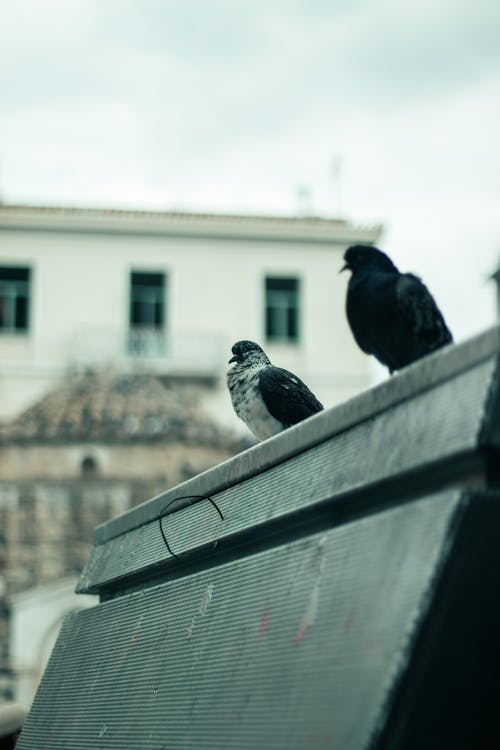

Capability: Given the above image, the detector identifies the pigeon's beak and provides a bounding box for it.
[228,355,238,364]
[339,262,349,273]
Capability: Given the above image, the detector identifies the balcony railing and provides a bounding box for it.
[127,328,167,358]
[70,327,226,375]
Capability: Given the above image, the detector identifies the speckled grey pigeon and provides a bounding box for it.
[227,340,323,440]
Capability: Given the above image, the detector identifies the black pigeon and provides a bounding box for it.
[227,340,323,440]
[341,245,453,373]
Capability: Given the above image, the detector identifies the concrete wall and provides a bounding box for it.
[0,442,241,482]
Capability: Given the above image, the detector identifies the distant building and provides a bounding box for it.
[0,369,245,594]
[0,204,383,426]
[0,203,382,703]
[0,369,246,702]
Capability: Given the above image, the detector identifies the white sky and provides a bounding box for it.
[1,0,500,343]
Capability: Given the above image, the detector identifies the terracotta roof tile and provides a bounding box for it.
[0,371,246,449]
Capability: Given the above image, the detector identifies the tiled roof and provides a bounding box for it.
[1,203,350,226]
[0,203,383,242]
[0,371,245,448]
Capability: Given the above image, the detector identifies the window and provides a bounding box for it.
[81,456,99,479]
[129,271,166,356]
[265,276,300,343]
[0,266,31,332]
[130,272,165,328]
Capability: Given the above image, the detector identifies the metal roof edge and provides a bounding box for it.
[92,325,500,545]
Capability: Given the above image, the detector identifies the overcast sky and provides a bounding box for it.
[1,0,500,342]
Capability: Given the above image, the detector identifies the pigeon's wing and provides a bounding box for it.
[396,273,453,352]
[346,273,403,367]
[259,366,323,428]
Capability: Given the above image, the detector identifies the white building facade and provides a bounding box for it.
[0,205,382,427]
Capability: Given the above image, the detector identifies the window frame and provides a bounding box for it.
[0,266,31,334]
[128,270,168,358]
[129,271,167,331]
[264,275,301,344]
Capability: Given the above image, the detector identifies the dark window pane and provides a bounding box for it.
[129,271,166,330]
[131,272,164,287]
[264,276,300,343]
[265,277,297,293]
[288,306,298,340]
[15,296,28,330]
[154,301,163,327]
[0,267,30,282]
[0,266,31,331]
[265,306,273,336]
[131,301,141,326]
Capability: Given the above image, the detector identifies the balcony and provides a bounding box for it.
[70,327,226,377]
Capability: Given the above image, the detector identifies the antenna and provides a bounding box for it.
[330,156,343,216]
[295,184,314,216]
